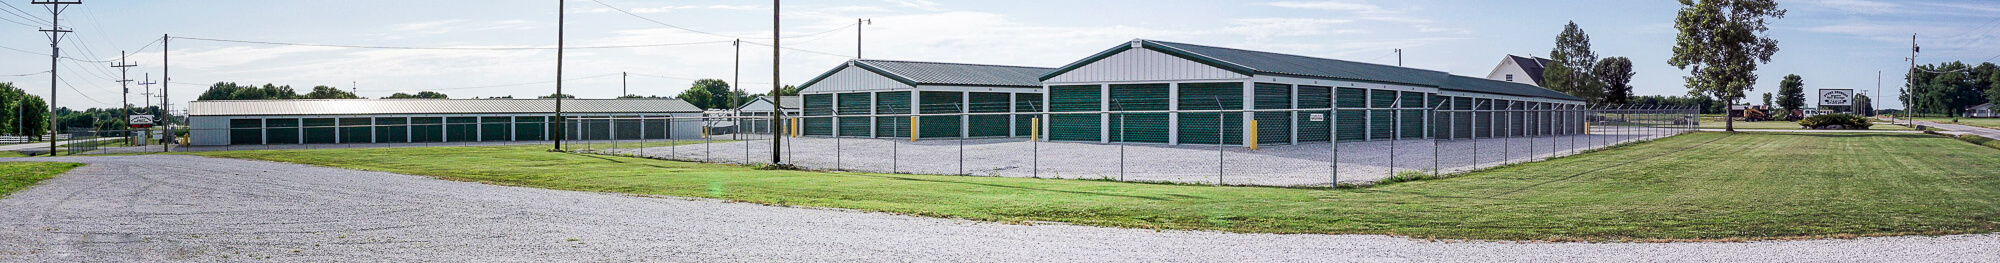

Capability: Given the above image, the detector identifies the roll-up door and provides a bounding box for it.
[1109,84,1169,143]
[968,92,1012,138]
[874,91,911,138]
[919,91,963,138]
[1178,82,1242,145]
[1297,85,1332,143]
[1049,85,1100,141]
[1254,83,1292,144]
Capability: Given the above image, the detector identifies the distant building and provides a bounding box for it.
[1486,55,1552,87]
[794,59,1055,138]
[1969,103,1995,118]
[733,96,799,133]
[187,99,704,146]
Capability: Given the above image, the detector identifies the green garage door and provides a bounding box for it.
[1475,99,1494,139]
[1109,84,1168,143]
[1507,101,1525,137]
[1369,90,1396,141]
[1254,83,1292,144]
[340,118,371,143]
[968,92,1011,138]
[612,117,642,140]
[448,117,479,142]
[1049,85,1100,142]
[919,91,963,138]
[265,118,299,144]
[230,119,263,145]
[1452,97,1473,140]
[1336,88,1367,142]
[643,117,667,139]
[1401,92,1427,139]
[304,118,337,144]
[375,117,409,143]
[1297,85,1332,143]
[1178,82,1242,145]
[838,93,872,137]
[803,94,834,136]
[1015,93,1042,137]
[482,117,511,141]
[411,117,445,142]
[515,116,547,141]
[875,91,911,138]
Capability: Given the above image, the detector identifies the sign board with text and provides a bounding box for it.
[1819,89,1854,106]
[129,115,155,128]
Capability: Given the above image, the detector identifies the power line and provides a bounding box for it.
[56,76,112,106]
[0,12,40,27]
[737,41,848,58]
[0,1,49,25]
[4,70,50,77]
[170,36,733,50]
[629,72,773,85]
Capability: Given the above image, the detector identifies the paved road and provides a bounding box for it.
[1889,118,2000,139]
[2,156,1996,262]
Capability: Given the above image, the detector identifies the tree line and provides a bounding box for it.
[1902,61,1999,117]
[1,82,51,137]
[193,80,804,110]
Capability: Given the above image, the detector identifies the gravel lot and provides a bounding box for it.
[0,155,1994,261]
[609,127,1680,186]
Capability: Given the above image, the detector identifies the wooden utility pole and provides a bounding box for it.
[555,0,566,150]
[772,0,783,164]
[114,50,136,144]
[36,0,80,155]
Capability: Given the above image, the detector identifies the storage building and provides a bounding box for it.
[732,96,799,133]
[187,99,705,146]
[1038,39,1587,146]
[795,59,1055,139]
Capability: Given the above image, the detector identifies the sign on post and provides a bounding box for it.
[1819,89,1854,106]
[129,115,156,128]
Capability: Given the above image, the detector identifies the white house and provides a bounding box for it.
[1486,55,1552,87]
[1969,103,1995,118]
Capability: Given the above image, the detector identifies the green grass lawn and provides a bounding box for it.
[1914,117,2000,130]
[0,162,84,198]
[188,133,2000,241]
[1699,119,1909,130]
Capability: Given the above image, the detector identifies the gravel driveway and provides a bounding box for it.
[1,155,1994,262]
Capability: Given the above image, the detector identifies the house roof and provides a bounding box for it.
[734,96,800,111]
[1043,39,1582,101]
[189,99,703,116]
[1507,55,1553,86]
[798,59,1055,90]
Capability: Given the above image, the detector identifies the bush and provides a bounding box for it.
[1798,114,1872,130]
[1961,135,2000,150]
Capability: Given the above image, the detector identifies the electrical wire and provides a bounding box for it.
[0,13,40,27]
[629,72,772,85]
[736,41,850,58]
[0,1,50,25]
[170,36,733,50]
[57,75,113,106]
[4,70,50,77]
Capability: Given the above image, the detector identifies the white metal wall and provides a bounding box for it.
[804,66,915,93]
[1045,48,1248,84]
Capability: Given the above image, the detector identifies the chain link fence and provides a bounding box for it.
[575,103,1698,187]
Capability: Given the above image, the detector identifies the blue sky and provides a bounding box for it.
[0,0,1995,111]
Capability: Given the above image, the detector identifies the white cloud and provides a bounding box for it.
[1799,0,1900,15]
[1226,18,1359,40]
[1264,1,1392,14]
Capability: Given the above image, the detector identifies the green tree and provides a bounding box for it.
[1761,93,1772,108]
[1545,21,1603,103]
[1777,74,1805,113]
[1669,0,1786,131]
[1593,57,1635,104]
[1854,93,1874,116]
[198,82,303,100]
[386,91,449,99]
[538,93,576,99]
[304,86,362,99]
[676,87,714,109]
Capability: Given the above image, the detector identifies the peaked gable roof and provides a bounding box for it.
[1506,55,1553,86]
[1043,39,1582,101]
[798,59,1055,91]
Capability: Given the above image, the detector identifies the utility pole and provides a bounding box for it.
[733,39,741,114]
[622,72,628,97]
[1907,33,1918,126]
[36,0,80,155]
[1395,49,1402,67]
[857,18,871,59]
[772,0,783,164]
[139,73,154,120]
[1875,71,1882,117]
[161,34,171,152]
[114,50,136,143]
[554,0,566,151]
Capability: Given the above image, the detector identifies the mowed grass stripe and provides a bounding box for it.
[0,162,84,198]
[190,133,2000,241]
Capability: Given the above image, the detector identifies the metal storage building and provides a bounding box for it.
[187,99,706,146]
[732,96,799,134]
[795,59,1055,139]
[1039,39,1586,146]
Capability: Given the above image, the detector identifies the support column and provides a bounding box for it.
[1168,83,1180,145]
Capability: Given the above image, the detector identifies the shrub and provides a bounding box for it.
[1960,135,2000,150]
[1799,114,1872,130]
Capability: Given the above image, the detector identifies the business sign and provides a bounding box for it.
[128,115,155,128]
[1819,89,1854,106]
[1309,113,1326,122]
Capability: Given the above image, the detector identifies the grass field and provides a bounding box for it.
[0,162,84,198]
[189,133,2000,241]
[1697,119,1909,130]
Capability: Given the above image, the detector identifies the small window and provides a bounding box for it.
[1506,74,1515,81]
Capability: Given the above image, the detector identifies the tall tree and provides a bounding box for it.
[1669,0,1785,131]
[303,86,362,99]
[1854,93,1874,116]
[386,91,449,99]
[1761,93,1772,108]
[1545,21,1603,103]
[1777,74,1806,113]
[1593,57,1636,104]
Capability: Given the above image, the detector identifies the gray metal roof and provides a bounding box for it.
[1441,75,1584,101]
[1042,39,1584,101]
[1508,55,1552,86]
[799,59,1054,90]
[189,99,703,116]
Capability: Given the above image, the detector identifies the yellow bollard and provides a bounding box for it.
[1248,119,1259,150]
[702,125,710,139]
[790,118,800,138]
[1029,117,1040,141]
[1584,122,1592,135]
[910,116,919,142]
